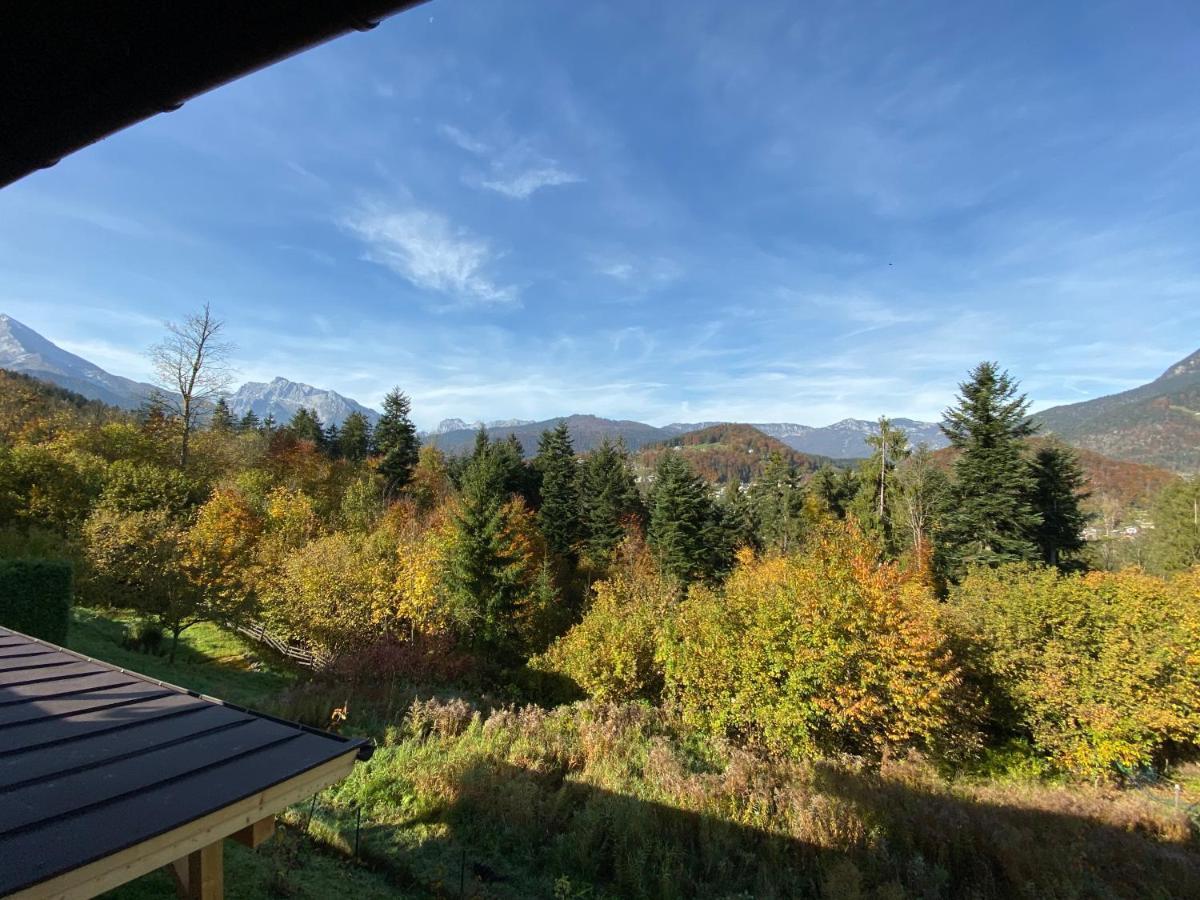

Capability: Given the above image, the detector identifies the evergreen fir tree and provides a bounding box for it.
[718,478,756,551]
[534,422,581,559]
[1028,443,1090,570]
[237,409,261,433]
[323,422,341,457]
[288,407,325,446]
[260,412,275,434]
[648,453,727,583]
[579,438,643,562]
[939,362,1041,576]
[373,388,421,497]
[809,465,858,519]
[338,411,372,463]
[749,451,806,552]
[447,441,524,659]
[210,397,235,433]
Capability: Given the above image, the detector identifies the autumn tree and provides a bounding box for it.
[149,303,235,469]
[373,388,420,497]
[939,363,1040,577]
[894,443,949,578]
[850,417,910,554]
[663,524,971,760]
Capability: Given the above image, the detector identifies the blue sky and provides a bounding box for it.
[2,1,1198,430]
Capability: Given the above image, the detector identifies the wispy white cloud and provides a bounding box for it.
[478,166,582,199]
[441,123,582,199]
[343,205,517,307]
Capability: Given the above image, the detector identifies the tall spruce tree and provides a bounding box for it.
[939,362,1040,576]
[323,422,341,456]
[237,409,260,433]
[447,441,523,659]
[210,398,234,433]
[534,422,581,559]
[1028,443,1089,570]
[373,388,421,497]
[288,407,325,446]
[338,411,372,463]
[648,453,727,583]
[749,452,806,552]
[579,438,643,562]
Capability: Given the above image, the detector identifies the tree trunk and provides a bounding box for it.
[169,623,182,663]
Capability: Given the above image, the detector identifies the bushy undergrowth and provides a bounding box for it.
[309,697,1199,900]
[947,564,1200,775]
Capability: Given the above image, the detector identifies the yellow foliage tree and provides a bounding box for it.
[663,523,971,760]
[948,564,1200,774]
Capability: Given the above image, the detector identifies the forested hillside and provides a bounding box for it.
[637,423,829,484]
[1034,347,1200,471]
[2,319,1199,898]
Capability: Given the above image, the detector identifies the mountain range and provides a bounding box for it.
[1033,348,1200,472]
[2,313,1196,471]
[226,377,381,428]
[0,313,156,409]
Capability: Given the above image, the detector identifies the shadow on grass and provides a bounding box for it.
[309,757,1200,900]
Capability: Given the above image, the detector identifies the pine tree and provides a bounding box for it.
[939,362,1040,577]
[534,422,581,559]
[579,438,643,563]
[447,441,524,659]
[237,409,260,434]
[497,433,538,504]
[373,388,420,497]
[749,451,805,552]
[648,453,727,583]
[288,407,325,446]
[1028,443,1090,570]
[338,411,372,463]
[260,413,276,434]
[323,422,341,457]
[210,398,235,433]
[809,465,858,519]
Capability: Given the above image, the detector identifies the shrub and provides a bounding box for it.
[0,558,72,643]
[533,538,675,702]
[946,564,1200,775]
[662,524,972,761]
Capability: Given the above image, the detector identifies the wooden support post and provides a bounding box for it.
[169,840,223,900]
[231,815,275,849]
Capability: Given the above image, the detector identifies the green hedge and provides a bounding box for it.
[0,559,72,644]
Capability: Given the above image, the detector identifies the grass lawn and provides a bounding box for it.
[67,608,294,710]
[65,609,420,899]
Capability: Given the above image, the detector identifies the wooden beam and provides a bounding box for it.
[9,751,356,900]
[169,841,223,900]
[231,815,275,849]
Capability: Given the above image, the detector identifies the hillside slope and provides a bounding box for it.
[0,314,156,409]
[638,423,830,484]
[1033,348,1200,472]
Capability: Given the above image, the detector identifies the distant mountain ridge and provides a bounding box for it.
[0,313,156,409]
[227,377,381,428]
[1033,347,1200,472]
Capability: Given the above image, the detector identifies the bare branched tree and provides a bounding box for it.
[149,303,235,468]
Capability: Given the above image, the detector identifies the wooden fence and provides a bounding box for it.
[229,620,329,671]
